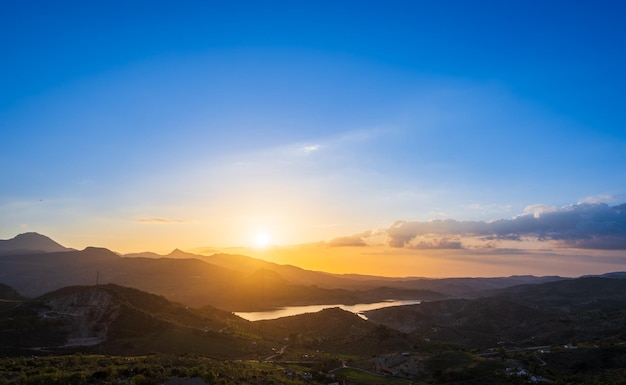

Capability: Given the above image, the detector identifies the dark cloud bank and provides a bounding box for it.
[331,203,626,250]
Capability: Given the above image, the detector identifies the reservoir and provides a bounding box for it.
[234,299,422,321]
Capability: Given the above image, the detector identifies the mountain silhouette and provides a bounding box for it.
[0,233,577,312]
[0,232,73,255]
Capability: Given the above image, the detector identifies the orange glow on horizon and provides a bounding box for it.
[195,244,625,279]
[58,220,625,279]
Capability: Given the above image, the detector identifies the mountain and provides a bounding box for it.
[0,284,255,357]
[0,247,121,297]
[0,247,243,308]
[1,281,625,384]
[131,249,376,290]
[198,252,371,289]
[374,275,566,297]
[364,277,626,349]
[0,233,575,311]
[0,232,73,255]
[257,307,414,355]
[128,249,563,298]
[0,245,433,310]
[0,283,414,359]
[497,276,626,310]
[584,271,626,279]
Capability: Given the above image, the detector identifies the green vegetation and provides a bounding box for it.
[528,344,626,385]
[0,354,312,385]
[4,346,624,385]
[1,277,626,383]
[424,351,505,384]
[425,351,484,372]
[331,367,409,385]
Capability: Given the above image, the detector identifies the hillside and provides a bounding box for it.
[0,283,24,301]
[0,280,625,384]
[198,252,373,289]
[128,249,382,290]
[365,277,626,349]
[196,252,565,295]
[0,283,416,360]
[0,246,432,311]
[374,275,566,297]
[126,246,567,296]
[498,276,626,309]
[256,307,415,356]
[0,284,259,357]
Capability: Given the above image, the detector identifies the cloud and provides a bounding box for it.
[406,237,463,250]
[480,234,522,241]
[327,236,367,247]
[522,204,558,218]
[136,218,190,224]
[559,236,626,250]
[382,203,626,250]
[579,194,615,204]
[303,144,321,154]
[327,230,372,247]
[386,219,488,247]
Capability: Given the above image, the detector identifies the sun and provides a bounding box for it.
[254,231,271,249]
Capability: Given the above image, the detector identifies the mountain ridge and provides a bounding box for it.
[365,276,626,349]
[0,232,73,255]
[0,283,251,356]
[0,233,592,312]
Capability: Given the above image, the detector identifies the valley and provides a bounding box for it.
[1,233,625,384]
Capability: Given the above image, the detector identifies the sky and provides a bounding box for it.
[1,1,625,276]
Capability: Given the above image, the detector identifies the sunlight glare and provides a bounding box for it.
[254,231,271,249]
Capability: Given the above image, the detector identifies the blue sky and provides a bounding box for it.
[1,1,626,262]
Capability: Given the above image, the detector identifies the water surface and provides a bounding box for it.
[235,299,422,321]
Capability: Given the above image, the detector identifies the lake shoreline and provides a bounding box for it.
[235,299,423,321]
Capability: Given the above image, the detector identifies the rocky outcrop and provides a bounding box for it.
[40,287,120,346]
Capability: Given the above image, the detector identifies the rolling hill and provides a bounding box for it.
[364,276,626,349]
[0,283,24,301]
[0,245,440,310]
[0,283,257,357]
[1,279,625,384]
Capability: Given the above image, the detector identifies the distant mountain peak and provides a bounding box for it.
[14,232,54,241]
[79,247,120,259]
[168,248,195,258]
[583,271,626,279]
[0,232,72,255]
